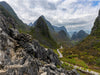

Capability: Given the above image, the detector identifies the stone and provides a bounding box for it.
[0,20,79,75]
[41,72,47,75]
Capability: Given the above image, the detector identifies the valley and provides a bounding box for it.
[0,1,99,75]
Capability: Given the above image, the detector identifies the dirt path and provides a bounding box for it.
[57,49,63,58]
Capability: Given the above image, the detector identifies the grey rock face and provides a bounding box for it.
[0,27,79,75]
[0,12,79,75]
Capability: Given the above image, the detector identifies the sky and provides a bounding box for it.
[0,0,100,34]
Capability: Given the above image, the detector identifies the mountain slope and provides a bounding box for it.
[30,16,71,48]
[91,10,100,36]
[33,15,54,32]
[0,1,17,18]
[53,26,70,44]
[63,10,100,70]
[0,1,29,33]
[58,30,70,42]
[30,16,58,49]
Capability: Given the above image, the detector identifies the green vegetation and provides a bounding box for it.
[56,65,60,68]
[29,17,58,49]
[91,16,100,36]
[53,49,59,55]
[71,40,79,46]
[0,3,30,34]
[96,58,100,66]
[0,5,12,17]
[61,11,100,71]
[77,70,87,75]
[60,57,88,69]
[61,62,73,70]
[0,2,59,49]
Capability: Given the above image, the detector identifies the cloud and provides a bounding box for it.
[0,0,99,34]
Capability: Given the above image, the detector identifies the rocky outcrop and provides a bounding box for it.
[0,2,79,75]
[0,26,79,75]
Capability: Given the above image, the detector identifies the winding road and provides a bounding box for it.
[57,48,100,75]
[57,49,63,58]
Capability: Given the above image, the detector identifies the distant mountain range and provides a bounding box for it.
[71,30,88,41]
[53,25,70,38]
[29,16,70,38]
[29,15,71,48]
[30,15,70,47]
[29,22,33,26]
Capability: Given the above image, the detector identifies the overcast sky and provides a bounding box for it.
[0,0,100,34]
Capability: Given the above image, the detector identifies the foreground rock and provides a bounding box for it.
[0,12,79,75]
[0,26,79,75]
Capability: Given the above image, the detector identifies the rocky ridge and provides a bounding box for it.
[0,15,79,75]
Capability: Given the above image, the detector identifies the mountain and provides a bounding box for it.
[0,1,18,18]
[30,16,58,49]
[71,32,77,40]
[71,30,88,41]
[58,30,70,42]
[76,10,100,66]
[63,10,100,70]
[0,3,79,74]
[30,15,71,48]
[33,15,54,32]
[29,22,33,26]
[53,25,70,38]
[0,1,29,33]
[91,10,100,36]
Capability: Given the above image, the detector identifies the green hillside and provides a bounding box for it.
[30,16,58,49]
[62,10,100,72]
